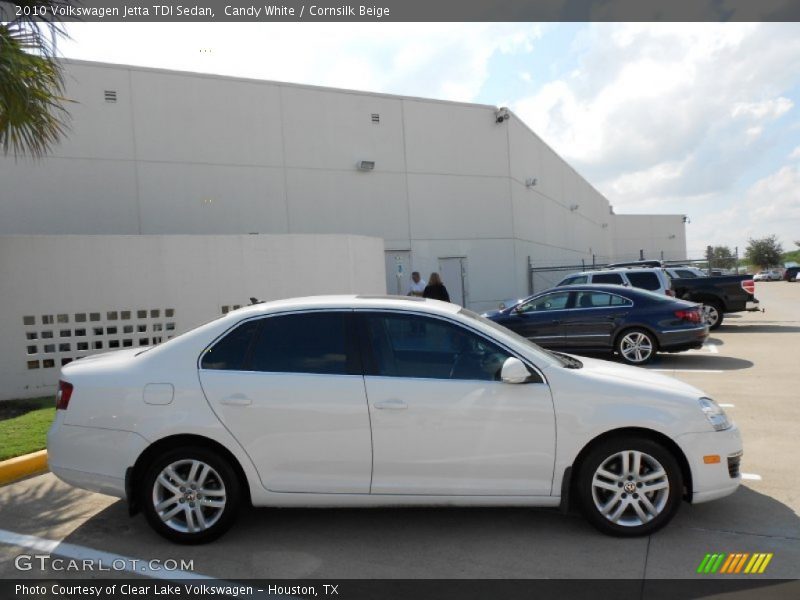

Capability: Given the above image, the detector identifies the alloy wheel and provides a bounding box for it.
[152,459,227,533]
[590,450,670,527]
[702,304,719,328]
[619,331,654,363]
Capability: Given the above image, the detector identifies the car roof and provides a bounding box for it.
[543,284,647,295]
[561,267,666,277]
[220,294,462,320]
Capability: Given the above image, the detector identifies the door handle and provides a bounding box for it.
[220,393,252,406]
[373,399,408,410]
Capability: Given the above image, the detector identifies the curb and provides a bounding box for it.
[0,450,48,486]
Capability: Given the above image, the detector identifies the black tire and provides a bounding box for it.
[576,436,683,537]
[702,300,724,330]
[140,446,241,544]
[615,328,658,365]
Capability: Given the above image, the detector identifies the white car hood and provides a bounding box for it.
[566,354,705,398]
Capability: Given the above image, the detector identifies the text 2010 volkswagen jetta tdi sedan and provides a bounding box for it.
[48,296,742,544]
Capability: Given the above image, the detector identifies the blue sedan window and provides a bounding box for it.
[575,292,632,308]
[518,292,571,313]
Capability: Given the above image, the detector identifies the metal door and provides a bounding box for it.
[438,257,467,306]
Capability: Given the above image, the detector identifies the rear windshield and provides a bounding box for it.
[626,271,662,291]
[592,273,625,285]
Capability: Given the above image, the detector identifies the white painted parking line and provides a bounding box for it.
[741,473,762,481]
[719,403,735,408]
[650,369,724,373]
[0,528,209,580]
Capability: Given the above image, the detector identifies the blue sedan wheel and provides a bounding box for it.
[616,329,657,365]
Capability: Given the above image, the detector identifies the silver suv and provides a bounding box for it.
[556,268,673,296]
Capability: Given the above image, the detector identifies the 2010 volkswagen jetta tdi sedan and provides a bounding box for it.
[48,295,742,544]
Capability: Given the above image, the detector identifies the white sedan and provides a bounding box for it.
[48,296,742,544]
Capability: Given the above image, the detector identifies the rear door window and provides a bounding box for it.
[201,320,260,370]
[249,312,357,375]
[591,273,625,285]
[626,272,662,291]
[574,291,632,308]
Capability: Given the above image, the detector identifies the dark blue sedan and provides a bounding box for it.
[482,284,709,365]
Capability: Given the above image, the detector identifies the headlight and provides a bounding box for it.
[699,397,731,431]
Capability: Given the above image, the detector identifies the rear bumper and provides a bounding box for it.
[658,325,709,352]
[745,299,762,311]
[47,412,149,498]
[676,425,743,504]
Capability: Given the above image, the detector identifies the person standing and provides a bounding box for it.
[423,272,450,302]
[407,271,427,297]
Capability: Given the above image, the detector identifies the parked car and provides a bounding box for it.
[783,266,800,281]
[669,274,759,330]
[753,270,782,282]
[483,285,708,365]
[48,295,741,543]
[556,268,673,296]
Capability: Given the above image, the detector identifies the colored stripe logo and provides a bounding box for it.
[697,553,773,574]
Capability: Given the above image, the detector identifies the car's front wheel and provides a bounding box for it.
[140,446,241,544]
[615,328,657,365]
[576,437,683,536]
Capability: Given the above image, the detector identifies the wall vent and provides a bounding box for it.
[371,113,380,123]
[104,90,117,103]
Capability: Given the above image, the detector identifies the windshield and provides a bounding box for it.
[459,308,567,369]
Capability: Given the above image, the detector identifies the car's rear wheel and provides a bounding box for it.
[576,437,683,536]
[141,446,240,544]
[702,300,724,330]
[615,328,657,365]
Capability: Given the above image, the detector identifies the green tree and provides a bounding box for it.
[745,235,784,269]
[708,245,737,269]
[0,1,72,158]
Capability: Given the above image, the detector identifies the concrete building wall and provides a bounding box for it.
[0,60,686,312]
[612,215,688,262]
[0,234,385,400]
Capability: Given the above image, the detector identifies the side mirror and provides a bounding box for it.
[500,357,532,384]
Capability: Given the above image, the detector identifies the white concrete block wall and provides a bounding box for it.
[0,234,385,400]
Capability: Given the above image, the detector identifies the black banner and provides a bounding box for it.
[3,579,800,600]
[3,0,800,22]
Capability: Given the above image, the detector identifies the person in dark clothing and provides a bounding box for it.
[423,272,450,302]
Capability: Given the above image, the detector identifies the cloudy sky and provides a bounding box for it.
[60,22,800,257]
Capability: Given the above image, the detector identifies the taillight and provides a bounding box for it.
[741,279,755,295]
[674,309,702,323]
[56,380,73,410]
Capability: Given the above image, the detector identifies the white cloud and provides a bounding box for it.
[512,23,800,207]
[510,23,800,257]
[731,97,793,120]
[790,146,800,160]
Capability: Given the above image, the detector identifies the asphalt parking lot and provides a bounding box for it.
[1,282,798,582]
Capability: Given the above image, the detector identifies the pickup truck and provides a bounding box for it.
[669,274,760,329]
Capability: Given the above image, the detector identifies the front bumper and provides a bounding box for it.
[676,424,743,504]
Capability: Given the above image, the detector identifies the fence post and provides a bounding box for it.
[527,256,533,295]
